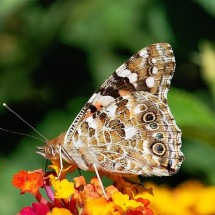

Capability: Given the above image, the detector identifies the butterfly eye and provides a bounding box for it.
[45,145,56,157]
[143,112,156,123]
[152,143,166,156]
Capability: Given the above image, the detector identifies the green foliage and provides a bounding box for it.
[169,89,215,184]
[169,88,215,146]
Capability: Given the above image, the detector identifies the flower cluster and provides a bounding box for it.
[12,161,154,215]
[146,180,215,215]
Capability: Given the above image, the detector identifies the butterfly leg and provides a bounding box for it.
[57,145,64,178]
[93,163,108,200]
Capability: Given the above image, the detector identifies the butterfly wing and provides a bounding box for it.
[63,43,183,176]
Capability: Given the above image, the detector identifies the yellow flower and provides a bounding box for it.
[112,192,142,213]
[83,198,115,215]
[48,160,77,179]
[49,174,75,199]
[147,180,215,215]
[196,186,215,214]
[47,207,73,215]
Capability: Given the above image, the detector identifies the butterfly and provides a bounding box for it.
[38,43,184,180]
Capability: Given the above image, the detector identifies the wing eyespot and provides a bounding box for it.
[149,122,159,129]
[155,132,164,141]
[142,112,156,123]
[151,142,166,156]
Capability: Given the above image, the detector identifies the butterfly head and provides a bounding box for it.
[37,132,66,161]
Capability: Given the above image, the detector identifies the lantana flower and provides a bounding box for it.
[12,161,154,215]
[12,169,44,195]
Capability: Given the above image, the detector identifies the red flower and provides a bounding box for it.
[126,211,143,215]
[17,202,49,215]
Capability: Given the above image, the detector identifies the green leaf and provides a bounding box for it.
[169,88,215,146]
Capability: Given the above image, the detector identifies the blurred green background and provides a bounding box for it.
[0,0,214,214]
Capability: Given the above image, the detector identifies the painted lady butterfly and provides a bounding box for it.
[38,43,184,178]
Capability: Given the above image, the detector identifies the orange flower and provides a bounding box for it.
[73,175,86,188]
[12,169,44,195]
[105,185,119,199]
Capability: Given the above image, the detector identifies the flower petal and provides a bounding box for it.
[18,203,49,215]
[47,207,73,215]
[112,192,142,213]
[83,198,114,215]
[12,170,44,195]
[49,175,75,199]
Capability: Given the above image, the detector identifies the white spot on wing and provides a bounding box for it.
[86,116,94,124]
[128,72,138,83]
[152,67,158,74]
[117,68,138,83]
[106,104,117,117]
[134,104,146,114]
[74,139,84,149]
[156,44,163,55]
[146,77,155,88]
[87,118,97,129]
[151,58,157,64]
[138,49,148,57]
[93,94,115,106]
[124,127,138,139]
[118,68,131,77]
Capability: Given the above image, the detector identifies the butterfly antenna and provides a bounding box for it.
[2,103,48,142]
[0,127,46,142]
